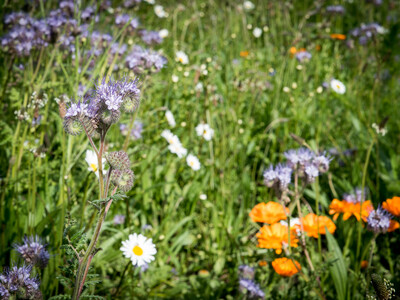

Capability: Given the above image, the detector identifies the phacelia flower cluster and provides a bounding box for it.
[125,46,167,73]
[0,264,41,300]
[63,77,140,136]
[14,236,50,269]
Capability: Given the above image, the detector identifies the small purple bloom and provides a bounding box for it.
[367,207,392,234]
[238,265,255,280]
[263,165,276,187]
[295,51,312,62]
[113,214,126,225]
[14,236,50,269]
[305,164,319,183]
[239,278,265,299]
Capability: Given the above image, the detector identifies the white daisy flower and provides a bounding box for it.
[195,123,214,141]
[154,5,167,18]
[330,79,346,94]
[176,51,189,64]
[85,150,106,178]
[172,75,179,83]
[195,82,204,92]
[159,29,169,38]
[161,129,179,145]
[120,233,157,267]
[165,110,176,127]
[168,143,187,158]
[243,1,255,10]
[253,27,262,38]
[187,154,201,171]
[199,194,207,200]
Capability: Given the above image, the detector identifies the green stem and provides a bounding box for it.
[356,140,374,265]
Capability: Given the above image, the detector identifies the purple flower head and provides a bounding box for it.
[110,43,127,56]
[297,148,315,166]
[139,262,149,273]
[305,164,319,183]
[263,165,276,187]
[326,5,345,15]
[313,152,332,173]
[343,188,367,204]
[115,14,139,30]
[140,30,163,45]
[238,265,255,280]
[113,214,126,225]
[81,6,95,21]
[14,235,50,269]
[65,100,89,118]
[0,264,41,299]
[239,278,265,299]
[276,164,292,190]
[295,51,312,62]
[125,46,167,73]
[367,206,392,234]
[284,149,300,168]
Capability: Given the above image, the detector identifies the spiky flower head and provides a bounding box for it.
[371,274,395,300]
[14,236,50,269]
[0,264,41,300]
[106,151,131,170]
[111,169,135,192]
[367,207,392,234]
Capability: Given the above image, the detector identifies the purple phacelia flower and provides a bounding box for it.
[140,30,163,45]
[14,236,50,269]
[326,5,345,15]
[295,51,312,62]
[238,265,255,280]
[0,264,41,299]
[305,164,319,183]
[263,165,276,187]
[275,164,292,190]
[367,206,392,234]
[343,188,367,204]
[113,214,126,225]
[239,278,265,299]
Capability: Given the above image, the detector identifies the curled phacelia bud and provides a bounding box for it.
[106,151,131,170]
[111,169,134,192]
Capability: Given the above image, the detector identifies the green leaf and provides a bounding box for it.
[326,229,348,300]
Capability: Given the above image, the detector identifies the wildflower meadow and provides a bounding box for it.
[1,0,400,299]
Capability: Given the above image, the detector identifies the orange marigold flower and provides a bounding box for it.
[256,223,298,254]
[382,197,400,217]
[249,202,289,224]
[388,220,400,232]
[240,50,249,57]
[330,33,346,40]
[329,199,373,222]
[271,257,301,277]
[301,213,336,238]
[361,260,368,269]
[289,47,297,55]
[259,260,268,267]
[315,45,322,51]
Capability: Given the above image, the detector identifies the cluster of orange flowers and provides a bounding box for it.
[250,201,336,277]
[329,196,400,232]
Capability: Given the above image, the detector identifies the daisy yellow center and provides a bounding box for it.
[190,161,194,166]
[90,164,98,172]
[133,245,143,256]
[179,57,183,62]
[203,130,207,134]
[336,84,341,89]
